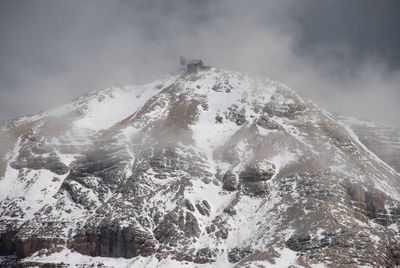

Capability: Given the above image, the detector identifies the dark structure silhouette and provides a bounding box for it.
[180,56,207,73]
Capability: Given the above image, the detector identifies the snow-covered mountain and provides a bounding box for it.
[0,68,399,267]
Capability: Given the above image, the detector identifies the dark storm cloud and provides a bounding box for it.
[0,0,399,126]
[296,0,400,64]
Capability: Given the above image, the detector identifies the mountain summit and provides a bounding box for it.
[1,68,400,267]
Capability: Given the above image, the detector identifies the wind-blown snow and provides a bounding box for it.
[72,76,177,131]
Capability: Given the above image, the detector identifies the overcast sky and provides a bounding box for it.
[1,0,399,126]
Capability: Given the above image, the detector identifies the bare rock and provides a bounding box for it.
[228,247,253,263]
[222,170,238,191]
[239,161,275,182]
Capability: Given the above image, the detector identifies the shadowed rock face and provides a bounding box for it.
[228,247,253,263]
[72,226,155,258]
[222,170,238,191]
[239,162,275,182]
[16,237,65,258]
[0,230,17,255]
[0,69,400,267]
[154,210,201,246]
[10,131,68,175]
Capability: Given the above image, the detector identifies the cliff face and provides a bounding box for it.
[0,68,400,267]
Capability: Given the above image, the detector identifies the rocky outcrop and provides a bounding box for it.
[345,184,397,226]
[71,225,155,258]
[239,162,275,182]
[225,105,247,126]
[16,237,65,258]
[285,233,329,252]
[67,138,130,186]
[0,230,17,255]
[154,211,200,247]
[228,247,253,263]
[239,161,275,196]
[222,170,238,191]
[256,115,279,130]
[10,132,68,175]
[263,89,307,118]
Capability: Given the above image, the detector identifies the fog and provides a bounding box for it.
[0,0,399,126]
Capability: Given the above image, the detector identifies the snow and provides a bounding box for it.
[337,121,400,201]
[339,115,378,128]
[261,247,298,268]
[240,247,325,268]
[0,139,69,222]
[310,264,328,268]
[225,196,263,246]
[22,246,331,268]
[189,180,230,214]
[25,248,189,267]
[269,149,297,170]
[369,233,381,244]
[343,122,398,175]
[0,167,68,221]
[0,113,45,131]
[72,75,177,131]
[2,68,400,267]
[189,69,277,172]
[388,223,399,232]
[54,150,79,166]
[257,125,276,136]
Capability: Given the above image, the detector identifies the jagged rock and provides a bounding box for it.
[195,202,210,216]
[10,148,68,175]
[225,105,247,126]
[228,247,253,263]
[285,234,312,251]
[223,207,237,216]
[242,181,269,196]
[62,180,97,209]
[215,228,229,240]
[256,115,279,129]
[205,224,216,234]
[184,199,195,212]
[239,162,275,182]
[202,200,211,210]
[222,170,238,191]
[215,115,223,123]
[263,89,307,118]
[195,247,216,263]
[154,211,200,246]
[345,184,389,225]
[238,162,275,196]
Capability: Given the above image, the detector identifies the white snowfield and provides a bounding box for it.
[0,68,399,268]
[23,246,327,268]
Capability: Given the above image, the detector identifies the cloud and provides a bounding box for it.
[0,0,399,126]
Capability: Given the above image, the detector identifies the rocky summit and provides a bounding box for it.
[0,68,400,267]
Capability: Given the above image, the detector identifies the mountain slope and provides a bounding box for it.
[338,115,400,173]
[0,68,400,267]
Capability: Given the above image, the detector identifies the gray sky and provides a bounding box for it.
[1,0,399,126]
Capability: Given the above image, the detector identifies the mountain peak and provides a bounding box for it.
[1,68,400,267]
